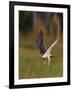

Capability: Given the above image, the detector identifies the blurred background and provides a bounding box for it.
[19,11,63,79]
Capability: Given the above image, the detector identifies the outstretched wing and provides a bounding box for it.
[42,38,60,58]
[47,38,60,53]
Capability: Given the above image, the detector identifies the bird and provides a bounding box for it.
[37,30,60,65]
[42,38,60,65]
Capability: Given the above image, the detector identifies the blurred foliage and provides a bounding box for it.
[19,11,63,38]
[19,11,33,34]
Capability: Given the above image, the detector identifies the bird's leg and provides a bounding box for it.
[48,60,50,66]
[48,57,50,66]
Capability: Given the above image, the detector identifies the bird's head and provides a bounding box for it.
[50,55,55,58]
[50,55,53,57]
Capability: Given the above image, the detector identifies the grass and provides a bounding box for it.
[19,33,63,79]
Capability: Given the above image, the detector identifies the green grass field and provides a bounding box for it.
[19,33,63,79]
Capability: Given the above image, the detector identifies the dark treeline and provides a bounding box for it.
[19,11,63,37]
[19,11,33,33]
